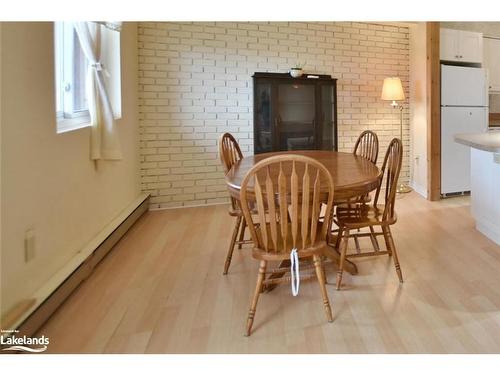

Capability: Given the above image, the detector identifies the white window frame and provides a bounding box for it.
[55,22,91,133]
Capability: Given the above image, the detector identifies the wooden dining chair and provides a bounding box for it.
[240,154,334,336]
[330,130,380,250]
[219,133,252,275]
[353,130,379,248]
[334,138,404,290]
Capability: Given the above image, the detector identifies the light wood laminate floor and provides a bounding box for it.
[39,192,500,353]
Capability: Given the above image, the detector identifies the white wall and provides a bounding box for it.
[138,22,411,208]
[0,22,140,317]
[409,23,428,198]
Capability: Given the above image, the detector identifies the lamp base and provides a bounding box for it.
[396,183,412,194]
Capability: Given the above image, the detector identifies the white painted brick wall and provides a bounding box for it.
[138,22,410,208]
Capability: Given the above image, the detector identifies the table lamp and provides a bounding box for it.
[381,77,412,194]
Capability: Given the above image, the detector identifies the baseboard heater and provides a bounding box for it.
[2,194,150,340]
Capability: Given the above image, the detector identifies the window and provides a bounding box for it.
[54,22,90,133]
[54,22,122,134]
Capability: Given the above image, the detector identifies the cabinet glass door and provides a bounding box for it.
[254,83,273,154]
[320,84,335,150]
[277,83,315,151]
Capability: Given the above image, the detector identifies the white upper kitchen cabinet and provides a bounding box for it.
[440,28,483,64]
[440,28,460,61]
[483,37,500,92]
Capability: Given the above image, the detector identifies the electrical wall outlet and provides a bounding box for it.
[25,229,36,263]
[494,153,500,164]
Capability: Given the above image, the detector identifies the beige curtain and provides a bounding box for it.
[74,22,122,160]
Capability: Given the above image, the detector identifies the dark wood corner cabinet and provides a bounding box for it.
[252,72,338,154]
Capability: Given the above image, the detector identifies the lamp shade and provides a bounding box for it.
[381,77,405,101]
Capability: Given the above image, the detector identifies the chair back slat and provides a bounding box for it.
[253,174,269,250]
[354,130,379,164]
[278,164,288,251]
[240,155,334,254]
[265,167,279,250]
[301,164,310,249]
[310,169,321,246]
[373,138,403,221]
[291,161,299,249]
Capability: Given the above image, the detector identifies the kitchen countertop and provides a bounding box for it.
[454,131,500,153]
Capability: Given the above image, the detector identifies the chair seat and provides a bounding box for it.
[335,203,396,229]
[252,222,327,261]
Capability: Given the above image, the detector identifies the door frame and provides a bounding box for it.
[427,22,441,201]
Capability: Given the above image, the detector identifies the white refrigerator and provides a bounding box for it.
[441,64,488,195]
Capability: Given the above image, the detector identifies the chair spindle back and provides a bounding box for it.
[374,138,403,221]
[353,130,379,164]
[219,133,244,210]
[219,133,244,174]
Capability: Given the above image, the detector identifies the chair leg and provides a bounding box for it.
[237,217,247,249]
[382,225,403,283]
[327,209,336,242]
[382,225,393,256]
[322,256,328,284]
[223,215,242,275]
[245,260,267,336]
[313,254,333,322]
[334,225,342,250]
[336,228,350,290]
[369,226,380,252]
[354,233,361,254]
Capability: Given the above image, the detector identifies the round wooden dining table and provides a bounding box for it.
[225,150,383,275]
